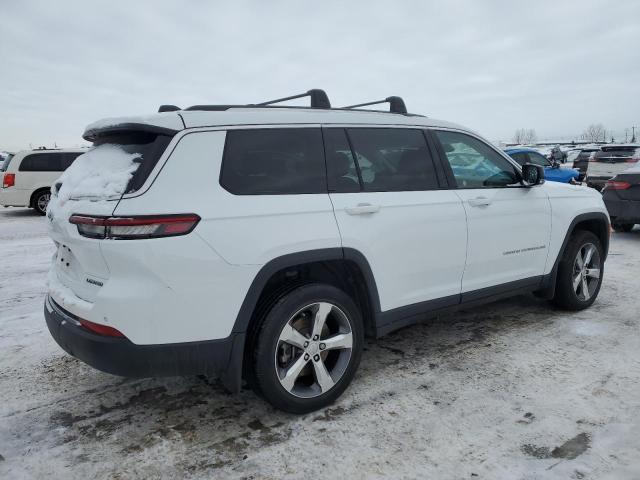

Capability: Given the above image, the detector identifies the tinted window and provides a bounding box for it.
[509,152,528,166]
[61,152,82,170]
[346,128,438,191]
[221,128,326,195]
[19,153,63,171]
[324,128,360,193]
[434,131,519,188]
[0,154,13,172]
[527,152,550,167]
[93,132,173,193]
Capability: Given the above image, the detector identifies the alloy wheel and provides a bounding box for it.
[274,301,353,398]
[37,193,50,213]
[572,243,601,301]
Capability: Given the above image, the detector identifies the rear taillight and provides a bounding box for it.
[626,156,640,163]
[79,318,125,337]
[69,214,200,239]
[2,173,15,188]
[604,180,631,190]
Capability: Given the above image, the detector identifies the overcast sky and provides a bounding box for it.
[1,0,639,151]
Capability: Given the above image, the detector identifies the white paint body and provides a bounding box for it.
[45,108,609,345]
[0,149,85,208]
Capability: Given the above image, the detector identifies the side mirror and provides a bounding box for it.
[521,163,545,186]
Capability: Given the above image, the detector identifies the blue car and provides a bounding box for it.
[505,147,580,183]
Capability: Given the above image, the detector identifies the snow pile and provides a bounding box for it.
[47,144,141,216]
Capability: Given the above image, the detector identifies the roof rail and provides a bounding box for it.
[252,89,331,109]
[344,96,408,114]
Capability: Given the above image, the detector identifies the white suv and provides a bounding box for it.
[44,90,609,413]
[1,148,85,214]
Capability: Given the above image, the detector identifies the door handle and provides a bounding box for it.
[345,203,381,215]
[468,196,492,207]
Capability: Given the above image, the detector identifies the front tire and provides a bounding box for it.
[552,230,604,310]
[253,284,364,413]
[33,189,51,215]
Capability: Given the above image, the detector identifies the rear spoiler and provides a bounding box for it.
[83,123,180,142]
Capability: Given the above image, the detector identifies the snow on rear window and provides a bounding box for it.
[47,144,141,216]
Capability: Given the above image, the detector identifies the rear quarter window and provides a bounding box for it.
[220,128,326,195]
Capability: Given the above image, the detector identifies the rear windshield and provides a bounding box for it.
[93,132,172,193]
[0,154,13,171]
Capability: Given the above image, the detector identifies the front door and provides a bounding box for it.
[431,129,551,296]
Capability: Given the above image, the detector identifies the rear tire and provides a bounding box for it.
[252,283,364,414]
[552,230,604,310]
[612,223,634,233]
[32,189,51,215]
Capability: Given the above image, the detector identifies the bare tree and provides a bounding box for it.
[526,129,537,144]
[513,128,538,144]
[581,124,606,143]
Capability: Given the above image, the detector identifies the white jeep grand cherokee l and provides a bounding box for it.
[44,90,609,413]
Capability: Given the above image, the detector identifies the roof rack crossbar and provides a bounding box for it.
[344,96,408,114]
[254,89,331,109]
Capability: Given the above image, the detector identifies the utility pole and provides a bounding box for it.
[632,126,637,143]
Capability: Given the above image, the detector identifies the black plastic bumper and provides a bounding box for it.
[604,198,640,223]
[44,296,245,392]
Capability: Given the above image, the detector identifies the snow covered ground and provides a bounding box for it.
[1,208,639,479]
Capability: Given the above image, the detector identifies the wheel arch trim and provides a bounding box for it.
[539,211,610,296]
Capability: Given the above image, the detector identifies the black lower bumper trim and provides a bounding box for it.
[604,198,640,223]
[44,296,245,392]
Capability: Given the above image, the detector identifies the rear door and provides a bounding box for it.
[431,129,551,297]
[325,127,467,314]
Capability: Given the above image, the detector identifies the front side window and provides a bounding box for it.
[434,131,519,188]
[346,128,438,191]
[221,128,326,195]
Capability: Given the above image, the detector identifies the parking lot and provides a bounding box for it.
[0,207,639,479]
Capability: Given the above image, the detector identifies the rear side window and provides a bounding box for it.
[221,128,326,195]
[324,128,360,193]
[93,132,173,193]
[509,152,528,166]
[61,152,82,170]
[19,153,63,172]
[346,128,438,191]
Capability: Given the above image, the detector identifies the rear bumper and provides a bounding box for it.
[0,187,29,207]
[604,197,640,223]
[44,295,245,392]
